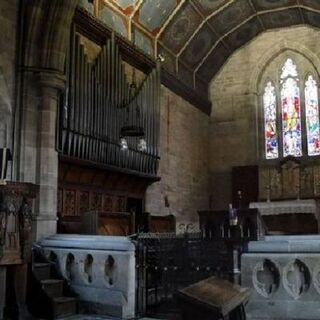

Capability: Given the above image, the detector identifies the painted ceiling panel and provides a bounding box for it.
[209,0,254,36]
[195,0,232,16]
[98,5,128,37]
[113,0,136,9]
[160,2,202,54]
[180,23,219,68]
[79,0,94,14]
[178,62,194,88]
[302,9,320,28]
[136,0,177,33]
[158,44,176,74]
[260,8,302,29]
[251,0,297,11]
[300,0,320,10]
[90,0,320,97]
[197,42,229,81]
[133,27,154,56]
[224,17,262,51]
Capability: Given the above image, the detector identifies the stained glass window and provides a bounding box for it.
[280,59,302,157]
[263,82,278,159]
[305,75,320,156]
[263,57,320,160]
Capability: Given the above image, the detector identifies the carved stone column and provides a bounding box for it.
[15,0,78,241]
[31,72,65,241]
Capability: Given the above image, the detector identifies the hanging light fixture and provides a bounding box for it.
[119,67,147,152]
[119,137,128,151]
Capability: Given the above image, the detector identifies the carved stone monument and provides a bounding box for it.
[0,182,39,319]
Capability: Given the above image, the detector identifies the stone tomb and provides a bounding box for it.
[242,235,320,319]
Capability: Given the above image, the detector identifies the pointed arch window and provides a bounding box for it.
[280,58,302,157]
[263,81,278,159]
[263,58,320,159]
[305,75,320,156]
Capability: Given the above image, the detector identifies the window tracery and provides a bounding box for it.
[263,58,320,159]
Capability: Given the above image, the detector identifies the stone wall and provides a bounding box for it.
[209,26,320,209]
[0,0,19,178]
[145,86,210,230]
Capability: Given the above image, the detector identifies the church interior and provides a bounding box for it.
[2,0,320,319]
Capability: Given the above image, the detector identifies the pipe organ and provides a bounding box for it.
[58,28,161,176]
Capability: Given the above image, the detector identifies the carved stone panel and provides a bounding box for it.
[270,168,282,199]
[283,259,310,299]
[253,259,280,298]
[281,160,300,199]
[300,166,314,198]
[259,168,269,200]
[313,165,320,197]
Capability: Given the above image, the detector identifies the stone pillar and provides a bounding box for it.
[32,72,65,241]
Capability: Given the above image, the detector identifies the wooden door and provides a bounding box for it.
[232,166,258,208]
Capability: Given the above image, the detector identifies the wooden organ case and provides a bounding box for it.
[57,17,161,235]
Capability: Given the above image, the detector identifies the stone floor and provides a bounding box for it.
[60,316,162,320]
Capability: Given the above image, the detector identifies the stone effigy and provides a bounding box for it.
[242,235,320,319]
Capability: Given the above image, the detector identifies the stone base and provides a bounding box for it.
[40,235,135,319]
[242,237,320,320]
[32,217,57,241]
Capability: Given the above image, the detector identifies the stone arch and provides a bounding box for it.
[0,69,12,147]
[250,40,320,95]
[16,0,79,240]
[24,0,79,72]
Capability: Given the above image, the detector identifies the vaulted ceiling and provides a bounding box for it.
[79,0,320,98]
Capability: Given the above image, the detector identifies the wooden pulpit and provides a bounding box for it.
[0,182,39,319]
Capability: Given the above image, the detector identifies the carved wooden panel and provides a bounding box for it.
[63,190,77,216]
[90,193,102,211]
[78,191,90,214]
[58,161,150,233]
[58,188,63,213]
[117,196,126,212]
[103,195,113,212]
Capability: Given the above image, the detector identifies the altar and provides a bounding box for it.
[249,199,319,234]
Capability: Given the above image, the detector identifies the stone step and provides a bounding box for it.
[41,279,64,298]
[33,262,51,281]
[53,296,77,319]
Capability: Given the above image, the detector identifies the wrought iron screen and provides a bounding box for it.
[135,233,233,316]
